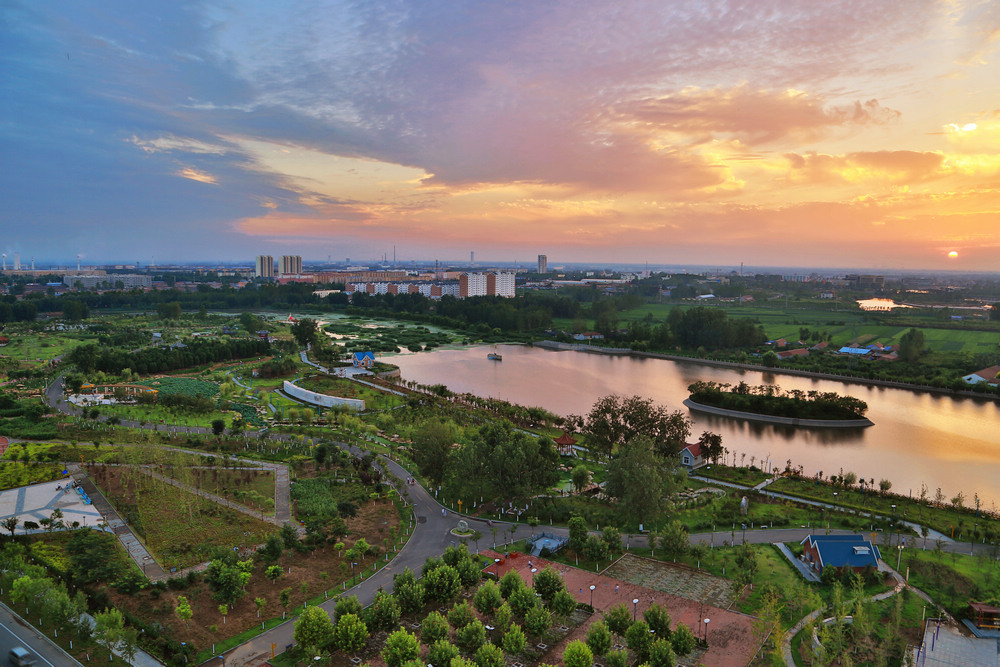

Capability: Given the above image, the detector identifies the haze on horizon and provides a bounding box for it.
[3,1,1000,270]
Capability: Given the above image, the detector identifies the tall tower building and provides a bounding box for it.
[255,255,275,278]
[537,254,547,274]
[279,255,302,275]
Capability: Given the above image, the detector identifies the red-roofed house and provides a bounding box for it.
[679,442,705,468]
[776,348,810,360]
[962,365,1000,386]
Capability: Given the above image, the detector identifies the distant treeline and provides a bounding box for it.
[66,337,271,375]
[688,381,870,420]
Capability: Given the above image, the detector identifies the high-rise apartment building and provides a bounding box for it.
[279,255,302,275]
[255,255,275,278]
[537,254,547,274]
[461,272,515,298]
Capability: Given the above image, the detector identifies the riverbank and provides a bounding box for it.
[532,340,999,403]
[683,398,874,428]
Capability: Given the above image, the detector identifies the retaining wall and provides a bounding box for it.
[283,380,365,411]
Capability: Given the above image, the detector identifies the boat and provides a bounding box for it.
[487,346,502,361]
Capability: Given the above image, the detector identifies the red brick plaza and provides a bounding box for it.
[481,550,761,667]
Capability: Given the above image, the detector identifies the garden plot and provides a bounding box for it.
[603,553,737,609]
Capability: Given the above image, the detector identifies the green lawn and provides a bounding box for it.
[897,548,1000,618]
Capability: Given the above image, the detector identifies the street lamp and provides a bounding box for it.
[494,558,501,579]
[589,585,596,607]
[897,539,905,570]
[485,625,494,642]
[632,598,639,621]
[703,618,710,645]
[181,642,187,664]
[741,523,747,545]
[530,567,537,586]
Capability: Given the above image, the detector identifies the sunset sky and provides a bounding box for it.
[3,1,1000,269]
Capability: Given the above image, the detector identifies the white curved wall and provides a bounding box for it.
[283,380,365,411]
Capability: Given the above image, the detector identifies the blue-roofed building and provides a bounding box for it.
[352,351,376,368]
[838,346,871,355]
[801,534,881,574]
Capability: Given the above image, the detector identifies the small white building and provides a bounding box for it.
[962,365,1000,386]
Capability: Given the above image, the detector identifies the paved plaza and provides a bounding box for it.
[0,478,104,533]
[914,621,1000,667]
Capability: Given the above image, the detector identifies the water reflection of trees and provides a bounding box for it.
[697,414,865,445]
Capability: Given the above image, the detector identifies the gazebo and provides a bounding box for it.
[554,431,578,457]
[970,602,1000,631]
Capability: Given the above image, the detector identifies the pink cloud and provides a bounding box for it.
[783,150,946,184]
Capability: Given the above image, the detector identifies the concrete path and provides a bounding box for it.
[691,474,954,543]
[773,542,821,582]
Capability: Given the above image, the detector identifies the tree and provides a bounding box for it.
[254,597,267,617]
[502,623,527,655]
[295,606,335,656]
[474,580,503,614]
[457,619,487,654]
[571,465,591,493]
[605,603,632,637]
[524,605,551,637]
[205,559,248,605]
[2,516,17,538]
[625,620,652,662]
[448,600,475,629]
[291,318,319,347]
[898,328,925,362]
[393,568,425,615]
[509,586,540,617]
[568,515,589,554]
[582,394,691,457]
[382,629,421,667]
[550,589,577,618]
[656,521,689,562]
[157,301,183,320]
[421,611,450,644]
[562,639,594,667]
[879,478,892,496]
[499,570,525,600]
[332,612,368,653]
[211,419,225,437]
[601,527,624,556]
[427,639,460,667]
[532,567,565,604]
[175,596,193,629]
[605,649,628,667]
[586,620,612,656]
[605,436,672,524]
[648,638,676,667]
[734,543,759,590]
[265,565,283,582]
[697,431,724,464]
[644,603,672,639]
[335,595,362,621]
[670,622,696,656]
[66,530,122,585]
[412,418,459,485]
[370,591,402,631]
[424,564,461,602]
[93,608,125,659]
[475,643,505,667]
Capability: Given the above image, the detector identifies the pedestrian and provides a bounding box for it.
[615,584,619,594]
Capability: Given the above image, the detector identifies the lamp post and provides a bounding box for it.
[741,523,747,545]
[703,618,710,645]
[897,542,904,570]
[589,585,596,607]
[181,642,187,664]
[485,625,495,643]
[494,558,501,579]
[891,505,897,546]
[530,568,537,587]
[632,598,639,621]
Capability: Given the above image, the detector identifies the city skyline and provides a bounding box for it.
[3,1,1000,269]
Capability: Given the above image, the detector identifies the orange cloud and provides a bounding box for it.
[175,167,218,184]
[783,151,946,184]
[617,86,900,145]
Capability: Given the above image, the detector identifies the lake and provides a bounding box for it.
[388,343,1000,509]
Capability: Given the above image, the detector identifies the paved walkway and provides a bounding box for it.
[773,542,820,582]
[913,620,1000,666]
[0,478,103,534]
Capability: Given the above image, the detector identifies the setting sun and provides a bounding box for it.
[948,250,959,258]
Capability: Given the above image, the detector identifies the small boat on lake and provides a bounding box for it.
[487,346,502,361]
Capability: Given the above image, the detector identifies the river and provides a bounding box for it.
[387,343,1000,510]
